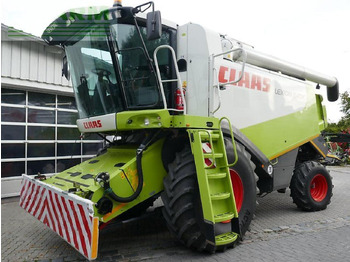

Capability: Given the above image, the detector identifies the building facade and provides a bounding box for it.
[1,24,103,197]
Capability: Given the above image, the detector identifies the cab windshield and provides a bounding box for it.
[65,23,171,118]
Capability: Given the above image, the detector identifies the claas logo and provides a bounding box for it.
[83,120,102,129]
[219,66,271,92]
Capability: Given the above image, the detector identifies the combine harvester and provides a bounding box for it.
[20,0,339,259]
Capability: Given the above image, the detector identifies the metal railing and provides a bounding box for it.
[210,47,247,115]
[153,45,186,114]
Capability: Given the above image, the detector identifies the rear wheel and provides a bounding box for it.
[290,161,333,211]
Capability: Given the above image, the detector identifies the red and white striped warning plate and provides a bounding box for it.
[202,142,215,167]
[19,175,99,260]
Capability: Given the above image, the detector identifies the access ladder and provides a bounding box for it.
[187,125,239,246]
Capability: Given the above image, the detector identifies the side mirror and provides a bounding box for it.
[146,11,162,40]
[62,55,70,80]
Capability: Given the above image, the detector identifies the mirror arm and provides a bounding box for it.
[132,1,154,14]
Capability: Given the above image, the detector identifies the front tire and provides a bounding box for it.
[225,139,258,236]
[161,141,258,252]
[290,161,333,211]
[161,147,213,251]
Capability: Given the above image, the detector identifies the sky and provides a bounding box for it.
[2,0,349,123]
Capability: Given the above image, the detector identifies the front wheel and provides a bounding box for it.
[290,161,333,211]
[225,139,258,236]
[161,141,258,252]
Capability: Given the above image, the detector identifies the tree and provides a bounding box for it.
[325,91,350,133]
[340,91,350,123]
[324,91,350,160]
[325,122,342,133]
[337,91,350,133]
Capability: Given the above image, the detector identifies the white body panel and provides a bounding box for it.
[175,23,328,160]
[177,23,222,116]
[214,60,311,129]
[177,23,313,129]
[77,113,116,133]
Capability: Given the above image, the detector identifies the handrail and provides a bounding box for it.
[212,47,247,87]
[211,67,221,114]
[219,117,238,167]
[153,45,186,114]
[209,47,247,116]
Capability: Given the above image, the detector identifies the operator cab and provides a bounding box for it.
[43,2,177,119]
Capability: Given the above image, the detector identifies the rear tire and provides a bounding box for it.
[290,161,333,211]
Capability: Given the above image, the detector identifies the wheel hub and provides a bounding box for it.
[230,169,244,213]
[310,174,328,202]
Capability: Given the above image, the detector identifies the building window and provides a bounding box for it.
[1,89,26,104]
[1,144,25,159]
[1,106,25,122]
[1,162,25,178]
[1,125,25,140]
[28,109,56,124]
[1,87,104,178]
[28,92,55,107]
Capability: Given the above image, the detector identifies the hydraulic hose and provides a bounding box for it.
[95,131,161,203]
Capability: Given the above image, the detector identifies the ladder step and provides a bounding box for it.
[215,232,239,246]
[214,212,235,223]
[203,153,223,159]
[211,192,231,200]
[199,133,220,141]
[207,172,227,179]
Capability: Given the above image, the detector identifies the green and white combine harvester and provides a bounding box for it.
[20,0,340,259]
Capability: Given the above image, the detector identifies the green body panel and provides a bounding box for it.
[315,94,328,131]
[116,110,172,130]
[116,109,220,131]
[43,139,167,223]
[171,115,220,129]
[41,113,225,224]
[241,98,325,160]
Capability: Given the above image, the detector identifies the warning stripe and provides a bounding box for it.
[48,191,63,238]
[78,204,92,244]
[19,175,98,260]
[19,179,30,206]
[202,142,215,167]
[54,193,70,242]
[32,187,47,218]
[69,200,88,256]
[62,198,80,253]
[57,195,73,244]
[19,179,28,204]
[27,184,44,214]
[22,181,34,210]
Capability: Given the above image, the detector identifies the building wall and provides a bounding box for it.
[1,24,103,197]
[1,24,71,88]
